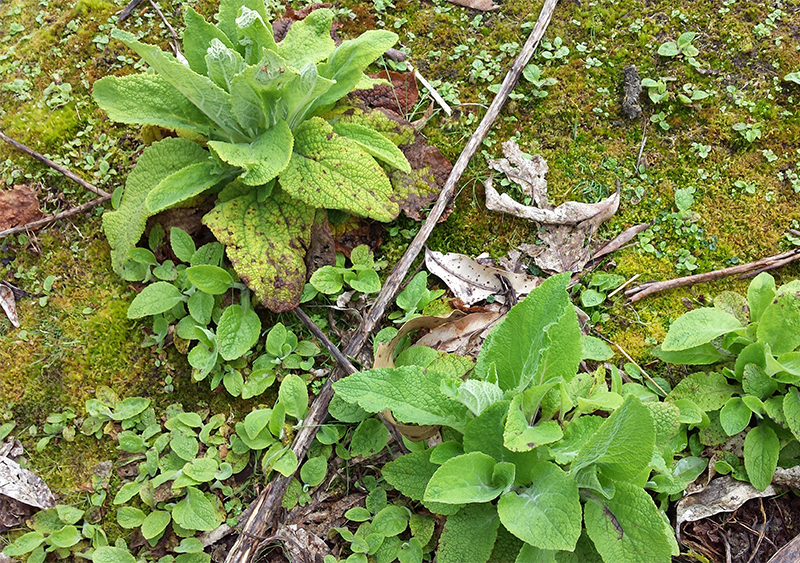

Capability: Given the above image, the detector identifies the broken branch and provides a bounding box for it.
[625,249,800,303]
[0,131,111,199]
[0,195,111,239]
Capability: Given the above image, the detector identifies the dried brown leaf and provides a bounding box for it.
[446,0,499,10]
[415,311,503,356]
[351,70,419,115]
[0,185,44,230]
[425,248,541,306]
[0,283,19,328]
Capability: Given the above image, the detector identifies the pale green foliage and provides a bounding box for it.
[93,1,410,311]
[658,273,800,490]
[334,273,681,562]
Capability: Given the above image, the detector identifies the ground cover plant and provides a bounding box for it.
[2,0,800,562]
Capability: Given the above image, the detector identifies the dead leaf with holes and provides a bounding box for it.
[485,140,620,274]
[425,248,541,306]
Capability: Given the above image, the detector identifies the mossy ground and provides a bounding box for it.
[1,0,799,552]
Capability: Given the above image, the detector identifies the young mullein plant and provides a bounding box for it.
[94,0,411,312]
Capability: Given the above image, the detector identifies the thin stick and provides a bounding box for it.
[591,329,668,396]
[0,131,111,199]
[148,0,185,63]
[408,64,452,116]
[0,195,111,239]
[293,306,357,376]
[607,273,640,299]
[225,2,560,561]
[625,249,800,302]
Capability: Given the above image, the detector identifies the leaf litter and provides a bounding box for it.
[484,139,620,274]
[0,439,56,532]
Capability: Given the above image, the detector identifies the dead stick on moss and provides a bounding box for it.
[0,195,111,239]
[625,248,800,303]
[225,1,560,561]
[0,131,111,199]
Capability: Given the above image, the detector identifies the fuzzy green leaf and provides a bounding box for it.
[720,398,751,436]
[91,547,137,563]
[475,273,580,393]
[141,510,171,541]
[205,39,246,91]
[208,120,293,185]
[784,387,800,441]
[383,450,439,502]
[424,452,514,504]
[744,424,779,491]
[758,291,800,355]
[145,160,228,214]
[104,138,210,280]
[276,8,335,68]
[279,374,309,419]
[584,481,673,563]
[437,503,500,563]
[571,395,655,482]
[203,188,314,312]
[172,487,221,531]
[300,456,327,487]
[93,74,214,137]
[504,384,563,452]
[498,462,581,552]
[236,7,277,64]
[216,0,271,53]
[183,7,235,74]
[117,506,146,528]
[186,265,233,295]
[666,372,738,412]
[332,365,470,431]
[2,532,45,556]
[654,342,725,365]
[127,282,184,319]
[216,303,260,361]
[283,63,335,129]
[229,51,298,134]
[280,117,398,221]
[317,30,399,107]
[748,273,775,323]
[549,415,605,465]
[332,122,411,173]
[112,29,243,138]
[350,417,389,457]
[661,307,743,351]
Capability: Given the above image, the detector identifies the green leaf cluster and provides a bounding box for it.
[657,272,800,490]
[334,274,680,562]
[308,245,385,298]
[94,1,411,311]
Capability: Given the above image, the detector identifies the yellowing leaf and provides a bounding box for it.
[203,188,314,312]
[280,117,398,221]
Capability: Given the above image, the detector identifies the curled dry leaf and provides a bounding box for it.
[425,248,541,306]
[271,524,330,563]
[0,283,19,328]
[0,185,45,231]
[415,311,503,357]
[675,476,777,542]
[485,140,620,274]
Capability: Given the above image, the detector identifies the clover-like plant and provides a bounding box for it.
[94,1,411,312]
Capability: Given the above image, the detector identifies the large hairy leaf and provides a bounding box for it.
[660,307,743,351]
[217,0,271,51]
[235,7,277,64]
[93,74,214,137]
[317,30,399,107]
[104,138,210,280]
[112,29,244,141]
[424,452,514,504]
[474,273,581,393]
[332,121,412,173]
[276,8,336,68]
[333,365,470,431]
[584,482,673,563]
[208,120,293,185]
[280,117,398,221]
[497,462,581,551]
[203,188,314,312]
[205,39,246,92]
[438,503,500,563]
[183,7,235,75]
[145,160,231,214]
[229,51,298,133]
[284,64,335,129]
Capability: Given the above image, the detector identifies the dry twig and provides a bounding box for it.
[0,195,111,239]
[625,249,800,302]
[225,1,560,561]
[0,131,111,199]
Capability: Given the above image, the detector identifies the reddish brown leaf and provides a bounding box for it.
[0,185,45,230]
[351,70,419,115]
